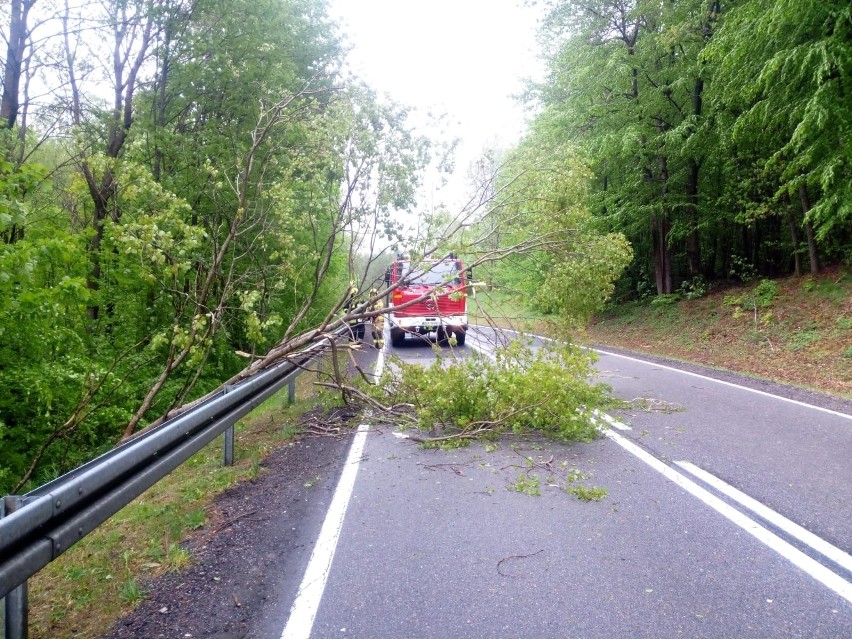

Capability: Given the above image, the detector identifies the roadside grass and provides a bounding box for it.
[582,266,851,398]
[475,267,850,397]
[469,288,557,336]
[27,367,330,639]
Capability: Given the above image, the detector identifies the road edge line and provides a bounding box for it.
[279,423,370,639]
[470,325,850,421]
[595,348,851,421]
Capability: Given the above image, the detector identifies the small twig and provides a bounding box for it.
[497,549,544,577]
[214,510,258,534]
[416,461,471,474]
[232,594,241,608]
[404,427,493,444]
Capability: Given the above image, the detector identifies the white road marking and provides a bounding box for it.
[591,408,630,431]
[595,348,851,421]
[279,423,369,639]
[281,346,386,638]
[675,461,852,574]
[465,337,495,361]
[471,325,850,421]
[375,340,386,379]
[605,429,852,604]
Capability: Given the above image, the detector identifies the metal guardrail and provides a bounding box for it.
[0,329,346,637]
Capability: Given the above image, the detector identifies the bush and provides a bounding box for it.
[754,279,779,308]
[728,255,757,282]
[650,293,681,308]
[679,276,708,300]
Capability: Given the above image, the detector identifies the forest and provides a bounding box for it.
[0,0,438,493]
[0,0,849,493]
[505,0,851,303]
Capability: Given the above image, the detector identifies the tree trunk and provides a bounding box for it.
[685,75,703,277]
[64,1,155,321]
[653,152,672,294]
[783,194,802,276]
[686,159,701,276]
[152,14,173,182]
[798,184,820,274]
[652,215,672,294]
[0,0,34,130]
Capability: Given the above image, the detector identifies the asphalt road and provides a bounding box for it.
[270,325,852,638]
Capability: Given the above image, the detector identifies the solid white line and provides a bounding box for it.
[473,325,851,421]
[675,461,852,574]
[279,424,370,639]
[595,348,851,421]
[466,338,495,361]
[605,430,852,604]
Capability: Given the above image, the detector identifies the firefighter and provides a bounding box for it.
[344,282,364,341]
[368,288,384,349]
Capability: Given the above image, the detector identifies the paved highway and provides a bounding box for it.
[271,325,851,638]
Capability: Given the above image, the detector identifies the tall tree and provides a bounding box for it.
[61,0,157,320]
[706,0,852,273]
[1,0,37,129]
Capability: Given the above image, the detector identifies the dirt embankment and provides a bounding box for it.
[583,267,851,399]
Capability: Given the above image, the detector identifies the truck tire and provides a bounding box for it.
[437,327,450,346]
[455,330,466,346]
[390,327,405,347]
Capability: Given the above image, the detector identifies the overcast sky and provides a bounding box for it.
[327,0,545,211]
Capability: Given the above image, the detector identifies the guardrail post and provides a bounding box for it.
[222,385,235,466]
[2,496,28,639]
[288,378,296,405]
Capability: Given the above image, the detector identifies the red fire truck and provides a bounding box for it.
[385,254,469,347]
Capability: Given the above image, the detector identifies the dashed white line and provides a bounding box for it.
[676,461,852,574]
[591,409,631,431]
[605,429,852,604]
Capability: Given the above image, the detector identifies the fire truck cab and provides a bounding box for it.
[385,255,469,347]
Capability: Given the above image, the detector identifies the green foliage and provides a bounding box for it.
[118,579,145,605]
[754,279,780,308]
[0,0,431,493]
[525,0,852,300]
[373,342,608,442]
[679,276,708,300]
[487,129,633,325]
[727,256,758,283]
[565,485,608,502]
[707,0,852,242]
[787,329,822,352]
[508,472,541,496]
[650,294,681,309]
[722,278,780,325]
[801,274,848,301]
